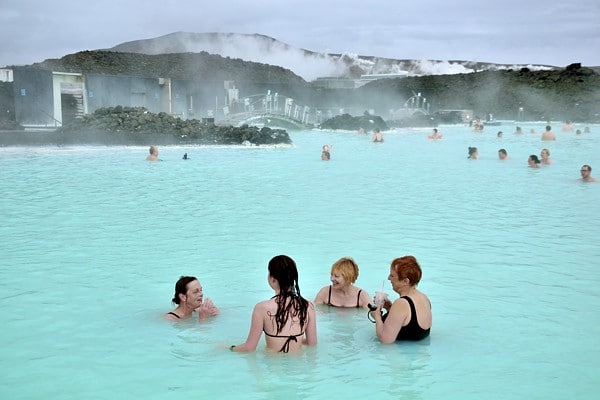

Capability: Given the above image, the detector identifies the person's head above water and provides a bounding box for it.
[172,276,198,304]
[391,256,422,287]
[528,154,541,165]
[330,257,360,284]
[268,255,301,295]
[146,146,159,160]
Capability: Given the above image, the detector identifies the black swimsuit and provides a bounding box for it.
[382,296,430,341]
[327,285,362,308]
[167,312,181,319]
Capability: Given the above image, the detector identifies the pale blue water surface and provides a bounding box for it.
[1,123,599,400]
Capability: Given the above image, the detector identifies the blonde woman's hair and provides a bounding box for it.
[331,257,359,283]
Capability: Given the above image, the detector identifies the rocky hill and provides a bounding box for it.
[31,50,306,85]
[108,32,565,81]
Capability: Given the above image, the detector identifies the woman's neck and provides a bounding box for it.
[332,284,353,296]
[174,303,195,317]
[399,286,417,297]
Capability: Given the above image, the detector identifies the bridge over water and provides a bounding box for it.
[218,92,321,130]
[218,91,431,130]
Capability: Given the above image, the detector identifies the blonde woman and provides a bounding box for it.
[540,148,553,164]
[314,257,371,308]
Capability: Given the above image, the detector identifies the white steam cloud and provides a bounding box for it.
[109,32,555,81]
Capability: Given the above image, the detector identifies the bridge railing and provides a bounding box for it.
[222,91,430,126]
[235,93,317,125]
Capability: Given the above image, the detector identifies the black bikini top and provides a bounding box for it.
[263,330,304,353]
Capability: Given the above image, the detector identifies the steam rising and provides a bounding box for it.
[109,32,554,81]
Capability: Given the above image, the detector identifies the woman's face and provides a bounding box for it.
[184,280,203,308]
[540,149,548,159]
[388,267,403,293]
[330,271,348,287]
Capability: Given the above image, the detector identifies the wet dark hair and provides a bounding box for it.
[468,147,478,157]
[582,164,592,172]
[172,276,197,304]
[529,155,541,164]
[499,149,507,156]
[268,255,309,334]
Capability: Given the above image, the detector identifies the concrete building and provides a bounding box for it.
[7,67,233,129]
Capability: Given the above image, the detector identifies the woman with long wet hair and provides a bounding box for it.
[230,255,317,353]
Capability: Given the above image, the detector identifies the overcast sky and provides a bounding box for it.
[1,0,599,68]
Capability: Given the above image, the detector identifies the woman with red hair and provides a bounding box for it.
[369,256,432,343]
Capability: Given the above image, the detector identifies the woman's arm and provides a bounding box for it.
[371,298,408,344]
[303,302,318,346]
[231,303,264,352]
[313,286,328,305]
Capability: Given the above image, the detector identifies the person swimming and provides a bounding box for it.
[428,128,443,139]
[321,144,331,160]
[183,153,189,160]
[314,257,371,308]
[372,128,384,142]
[146,146,159,161]
[468,147,478,159]
[165,276,220,321]
[368,256,432,343]
[230,255,317,353]
[528,154,541,168]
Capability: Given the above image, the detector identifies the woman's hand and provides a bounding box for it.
[381,298,393,312]
[198,298,220,320]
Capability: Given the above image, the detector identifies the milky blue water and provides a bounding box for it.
[1,123,599,400]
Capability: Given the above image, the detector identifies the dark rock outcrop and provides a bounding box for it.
[55,106,292,145]
[319,112,388,131]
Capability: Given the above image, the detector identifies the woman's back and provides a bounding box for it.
[261,297,316,352]
[404,291,432,329]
